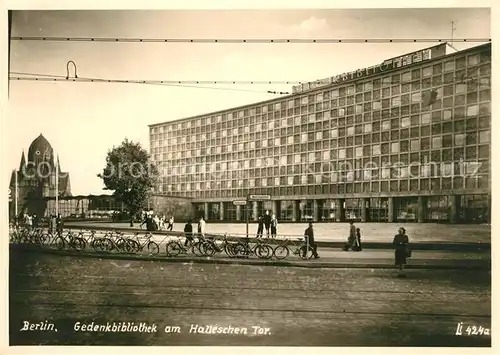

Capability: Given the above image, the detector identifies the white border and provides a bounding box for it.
[1,1,497,355]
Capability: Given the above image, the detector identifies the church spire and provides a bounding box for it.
[19,150,26,171]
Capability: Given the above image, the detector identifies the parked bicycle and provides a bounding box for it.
[100,231,132,253]
[54,230,86,252]
[273,237,314,260]
[165,234,204,257]
[198,233,240,258]
[232,237,273,259]
[126,232,160,255]
[81,229,108,252]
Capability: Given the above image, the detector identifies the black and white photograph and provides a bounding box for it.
[4,3,493,349]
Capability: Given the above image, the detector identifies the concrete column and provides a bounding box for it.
[272,200,278,216]
[292,200,299,221]
[335,199,345,222]
[219,202,224,221]
[252,201,258,221]
[236,205,241,221]
[275,200,281,220]
[361,198,369,222]
[449,195,458,224]
[388,197,394,223]
[204,202,209,220]
[417,196,425,223]
[313,200,319,222]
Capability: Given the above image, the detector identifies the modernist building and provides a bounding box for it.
[149,43,491,224]
[9,134,72,218]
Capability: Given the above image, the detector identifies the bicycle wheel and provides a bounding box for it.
[298,245,314,260]
[71,237,86,252]
[102,238,114,252]
[125,239,139,253]
[91,239,104,252]
[198,241,216,256]
[54,236,65,250]
[232,242,249,258]
[147,241,159,255]
[39,233,51,246]
[191,241,204,256]
[116,238,130,253]
[273,245,290,260]
[34,234,45,247]
[224,243,238,258]
[255,244,273,259]
[165,241,182,257]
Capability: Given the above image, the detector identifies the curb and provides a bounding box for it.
[10,245,491,271]
[63,224,491,252]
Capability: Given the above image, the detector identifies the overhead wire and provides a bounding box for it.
[9,71,491,90]
[10,36,492,43]
[9,72,292,95]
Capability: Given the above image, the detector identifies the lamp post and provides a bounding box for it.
[55,151,59,217]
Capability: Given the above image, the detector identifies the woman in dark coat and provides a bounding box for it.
[393,227,410,274]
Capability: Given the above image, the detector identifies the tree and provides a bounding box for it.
[98,139,158,226]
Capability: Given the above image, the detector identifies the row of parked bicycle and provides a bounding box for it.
[9,227,316,260]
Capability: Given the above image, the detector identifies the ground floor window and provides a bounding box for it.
[224,202,236,221]
[459,194,489,223]
[394,197,418,222]
[345,198,363,221]
[280,200,295,221]
[320,199,339,221]
[256,200,274,217]
[426,196,450,222]
[193,203,205,220]
[240,205,250,221]
[299,200,314,221]
[208,203,220,220]
[368,197,388,222]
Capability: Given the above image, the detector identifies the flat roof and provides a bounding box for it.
[148,42,491,128]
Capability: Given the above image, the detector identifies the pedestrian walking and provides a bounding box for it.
[256,215,264,238]
[198,216,206,239]
[304,222,319,259]
[342,220,357,251]
[352,227,363,251]
[32,214,39,229]
[26,214,33,230]
[168,216,174,231]
[50,215,57,234]
[153,214,160,231]
[393,227,411,276]
[158,215,165,230]
[56,214,63,236]
[183,220,193,247]
[270,214,278,239]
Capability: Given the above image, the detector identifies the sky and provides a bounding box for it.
[6,8,491,195]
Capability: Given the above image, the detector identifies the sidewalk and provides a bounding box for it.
[11,244,491,270]
[64,221,491,252]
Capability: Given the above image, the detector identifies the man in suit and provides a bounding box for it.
[304,222,319,259]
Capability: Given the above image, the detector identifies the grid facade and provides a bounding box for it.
[149,44,491,223]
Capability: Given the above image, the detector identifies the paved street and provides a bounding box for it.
[66,221,491,244]
[10,248,491,346]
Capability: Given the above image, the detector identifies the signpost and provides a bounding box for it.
[232,200,247,206]
[245,195,271,238]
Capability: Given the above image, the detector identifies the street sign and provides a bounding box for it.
[248,195,271,201]
[233,200,247,206]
